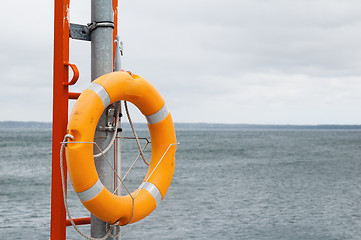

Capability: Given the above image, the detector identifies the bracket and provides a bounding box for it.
[69,23,91,41]
[69,21,115,41]
[97,106,118,131]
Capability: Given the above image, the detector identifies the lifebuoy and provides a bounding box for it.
[65,71,177,225]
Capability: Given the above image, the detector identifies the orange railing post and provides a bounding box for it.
[51,0,119,239]
[51,0,70,239]
[113,0,119,65]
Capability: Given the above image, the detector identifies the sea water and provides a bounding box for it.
[1,127,361,239]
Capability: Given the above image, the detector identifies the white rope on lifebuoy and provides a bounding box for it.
[60,136,120,240]
[124,101,150,166]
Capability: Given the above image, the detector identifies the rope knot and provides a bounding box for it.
[63,134,74,147]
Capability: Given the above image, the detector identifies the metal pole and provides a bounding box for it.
[112,35,123,240]
[91,0,115,238]
[115,110,122,195]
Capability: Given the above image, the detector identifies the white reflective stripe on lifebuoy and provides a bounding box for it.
[77,179,103,202]
[145,104,169,125]
[87,82,111,108]
[139,182,162,205]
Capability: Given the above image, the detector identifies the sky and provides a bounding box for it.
[1,0,361,124]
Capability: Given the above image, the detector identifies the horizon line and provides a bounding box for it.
[1,120,361,129]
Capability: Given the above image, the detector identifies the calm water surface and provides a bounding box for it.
[1,128,361,239]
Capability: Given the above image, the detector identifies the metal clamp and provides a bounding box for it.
[70,21,114,41]
[97,125,116,131]
[87,21,114,32]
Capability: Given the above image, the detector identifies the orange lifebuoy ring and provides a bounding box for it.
[65,71,177,225]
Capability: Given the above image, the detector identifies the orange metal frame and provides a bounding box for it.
[51,0,118,239]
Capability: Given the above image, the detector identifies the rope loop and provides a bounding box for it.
[63,134,74,146]
[60,135,120,240]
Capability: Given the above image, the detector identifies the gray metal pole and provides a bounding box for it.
[115,102,122,240]
[114,36,122,240]
[91,0,115,238]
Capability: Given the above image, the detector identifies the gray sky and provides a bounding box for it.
[1,0,361,124]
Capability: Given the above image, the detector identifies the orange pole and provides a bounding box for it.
[51,1,119,239]
[68,92,81,99]
[51,0,70,239]
[113,0,118,68]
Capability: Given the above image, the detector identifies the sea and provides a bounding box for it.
[1,123,361,239]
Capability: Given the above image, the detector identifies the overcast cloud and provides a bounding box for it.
[1,0,361,124]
